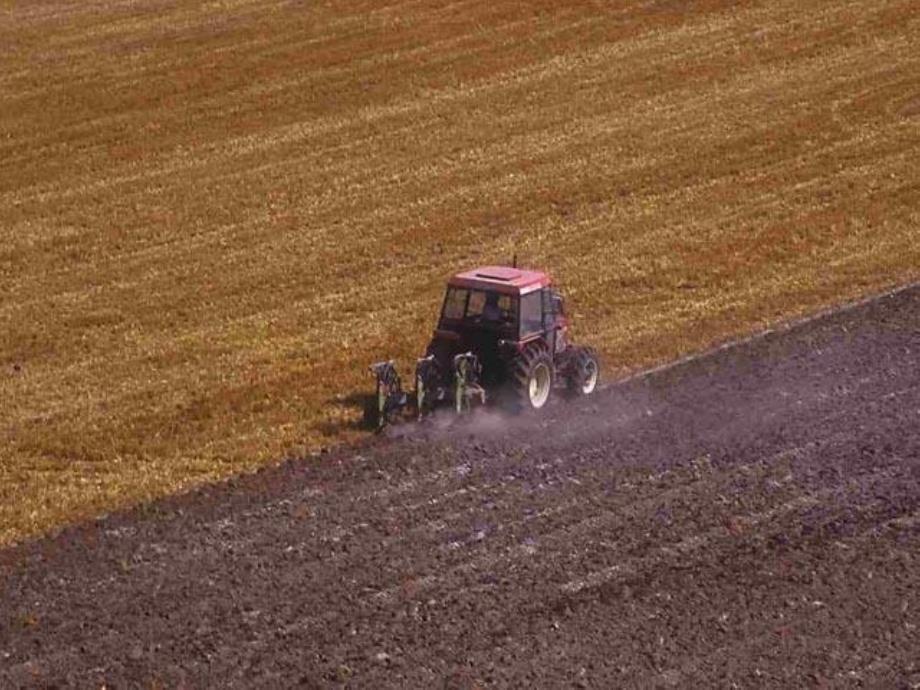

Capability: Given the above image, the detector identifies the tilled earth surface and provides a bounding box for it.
[2,287,919,688]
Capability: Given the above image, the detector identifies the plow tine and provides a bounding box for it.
[453,352,485,415]
[368,360,406,430]
[415,355,438,420]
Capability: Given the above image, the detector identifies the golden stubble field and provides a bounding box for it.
[1,0,918,545]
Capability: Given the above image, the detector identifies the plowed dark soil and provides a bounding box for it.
[2,286,919,688]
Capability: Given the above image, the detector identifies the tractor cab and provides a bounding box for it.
[437,266,565,342]
[429,267,568,386]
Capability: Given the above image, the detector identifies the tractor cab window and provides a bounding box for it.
[466,290,487,317]
[549,289,564,316]
[520,291,543,335]
[442,287,468,321]
[440,288,516,328]
[467,291,514,322]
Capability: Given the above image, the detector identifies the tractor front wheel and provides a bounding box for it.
[567,346,600,396]
[510,342,555,411]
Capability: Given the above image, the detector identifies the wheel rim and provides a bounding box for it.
[581,360,598,395]
[528,362,552,409]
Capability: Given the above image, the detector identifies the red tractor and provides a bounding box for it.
[368,265,600,428]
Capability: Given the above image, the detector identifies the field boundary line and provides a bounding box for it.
[605,279,920,390]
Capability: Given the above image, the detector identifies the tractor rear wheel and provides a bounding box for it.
[567,346,600,396]
[510,342,555,411]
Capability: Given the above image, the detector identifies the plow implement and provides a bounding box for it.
[367,353,486,430]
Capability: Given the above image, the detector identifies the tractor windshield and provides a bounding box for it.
[439,288,517,330]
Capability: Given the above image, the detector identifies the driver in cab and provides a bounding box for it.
[482,292,504,322]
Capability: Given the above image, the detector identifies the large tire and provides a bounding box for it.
[567,346,600,396]
[510,341,555,411]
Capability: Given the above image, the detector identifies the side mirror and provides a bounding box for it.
[552,294,564,315]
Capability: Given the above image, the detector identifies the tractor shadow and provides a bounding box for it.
[320,391,378,434]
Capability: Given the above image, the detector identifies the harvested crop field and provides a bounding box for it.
[1,0,919,544]
[2,282,919,687]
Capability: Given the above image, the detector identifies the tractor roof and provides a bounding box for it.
[448,265,551,295]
